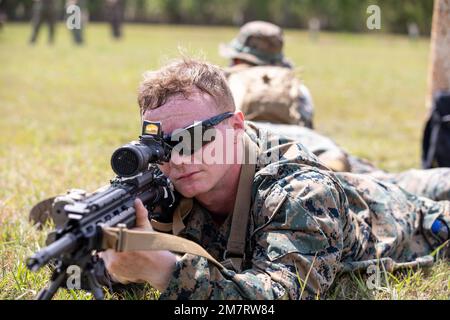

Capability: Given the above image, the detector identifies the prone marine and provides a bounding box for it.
[96,58,449,299]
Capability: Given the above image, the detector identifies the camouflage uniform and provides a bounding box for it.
[257,122,450,202]
[157,123,449,300]
[220,21,314,129]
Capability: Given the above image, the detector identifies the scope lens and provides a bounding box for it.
[111,148,140,177]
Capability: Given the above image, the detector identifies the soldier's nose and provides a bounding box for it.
[170,151,193,168]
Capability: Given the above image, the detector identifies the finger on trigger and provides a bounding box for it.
[134,198,152,229]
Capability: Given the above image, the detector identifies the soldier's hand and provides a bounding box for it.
[134,197,153,230]
[99,199,178,292]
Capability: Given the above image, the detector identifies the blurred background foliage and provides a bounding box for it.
[1,0,435,35]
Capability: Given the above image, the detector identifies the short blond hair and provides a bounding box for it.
[138,58,236,115]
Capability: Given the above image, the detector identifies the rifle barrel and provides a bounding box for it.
[26,233,78,271]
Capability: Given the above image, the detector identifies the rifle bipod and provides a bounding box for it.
[36,258,105,300]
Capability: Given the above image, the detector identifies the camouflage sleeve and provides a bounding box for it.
[159,170,346,300]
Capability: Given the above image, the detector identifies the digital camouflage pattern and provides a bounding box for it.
[157,122,449,300]
[369,169,450,202]
[256,122,450,202]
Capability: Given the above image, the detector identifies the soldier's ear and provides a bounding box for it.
[229,111,245,130]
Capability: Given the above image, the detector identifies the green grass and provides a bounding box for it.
[0,23,448,300]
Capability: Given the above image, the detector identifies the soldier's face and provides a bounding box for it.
[142,90,244,198]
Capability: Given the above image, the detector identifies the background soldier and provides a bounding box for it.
[221,20,450,206]
[105,0,125,39]
[29,0,56,45]
[220,21,315,129]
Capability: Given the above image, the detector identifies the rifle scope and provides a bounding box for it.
[111,136,171,177]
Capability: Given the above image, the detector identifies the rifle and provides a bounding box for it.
[26,121,177,300]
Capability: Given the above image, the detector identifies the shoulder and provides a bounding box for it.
[250,163,347,257]
[247,125,347,218]
[244,123,348,217]
[253,163,346,216]
[245,122,327,171]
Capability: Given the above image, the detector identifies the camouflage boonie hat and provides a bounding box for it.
[219,21,291,67]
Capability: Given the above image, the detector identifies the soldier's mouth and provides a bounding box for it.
[176,171,201,181]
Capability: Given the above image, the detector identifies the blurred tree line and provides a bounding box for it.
[1,0,435,35]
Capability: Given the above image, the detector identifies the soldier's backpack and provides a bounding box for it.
[227,65,307,126]
[422,92,450,168]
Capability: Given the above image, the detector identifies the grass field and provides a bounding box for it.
[0,23,448,300]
